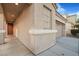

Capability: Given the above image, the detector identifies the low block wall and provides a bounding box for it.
[29,29,57,55]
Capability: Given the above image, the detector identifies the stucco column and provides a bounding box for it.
[0,4,5,44]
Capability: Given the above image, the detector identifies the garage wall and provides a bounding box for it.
[55,12,66,38]
[56,20,65,38]
[14,4,57,54]
[30,4,57,54]
[34,3,56,30]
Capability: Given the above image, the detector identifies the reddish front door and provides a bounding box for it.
[7,23,13,35]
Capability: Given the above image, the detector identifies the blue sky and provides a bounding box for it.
[57,3,79,16]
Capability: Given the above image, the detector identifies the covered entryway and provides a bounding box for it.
[0,3,31,43]
[1,3,31,36]
[56,20,65,38]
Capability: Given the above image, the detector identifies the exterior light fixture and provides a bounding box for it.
[11,14,15,17]
[15,3,19,5]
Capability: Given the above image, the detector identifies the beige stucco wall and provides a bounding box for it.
[0,4,6,44]
[67,15,76,25]
[32,4,56,54]
[65,22,72,35]
[56,20,65,38]
[55,12,67,38]
[0,4,5,30]
[56,12,66,24]
[14,3,57,54]
[33,3,56,29]
[66,15,77,35]
[14,4,34,51]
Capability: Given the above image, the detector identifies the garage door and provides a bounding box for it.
[56,21,65,38]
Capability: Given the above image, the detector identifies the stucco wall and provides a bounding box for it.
[0,4,6,44]
[67,15,76,25]
[55,12,66,37]
[34,3,56,29]
[56,12,66,24]
[32,4,57,54]
[65,22,72,35]
[66,15,77,35]
[14,3,57,54]
[14,4,34,50]
[56,20,65,38]
[0,4,5,30]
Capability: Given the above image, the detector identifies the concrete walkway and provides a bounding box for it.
[0,36,79,56]
[0,37,34,56]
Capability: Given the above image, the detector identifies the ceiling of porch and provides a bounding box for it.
[1,3,31,23]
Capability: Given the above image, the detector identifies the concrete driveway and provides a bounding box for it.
[38,37,79,56]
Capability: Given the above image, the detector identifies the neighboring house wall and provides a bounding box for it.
[14,3,57,55]
[65,22,72,35]
[66,15,77,35]
[55,12,67,38]
[67,15,76,25]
